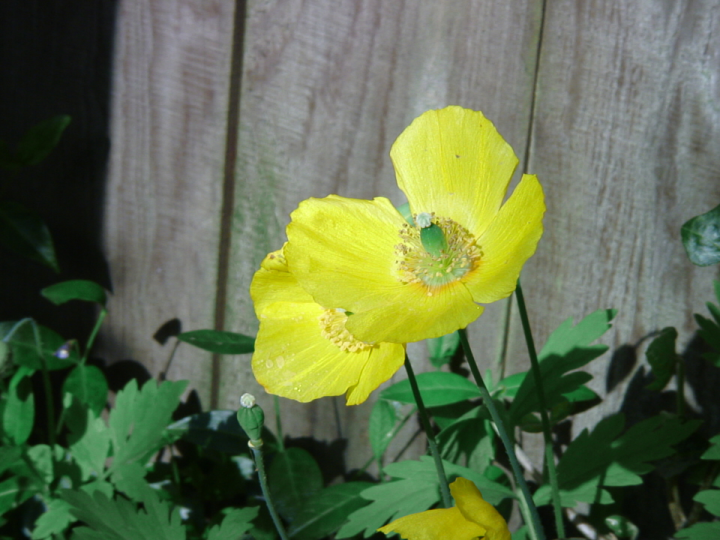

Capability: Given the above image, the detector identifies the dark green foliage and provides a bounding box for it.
[645,327,678,391]
[0,202,59,272]
[380,371,481,407]
[41,280,107,307]
[681,204,720,266]
[177,330,255,354]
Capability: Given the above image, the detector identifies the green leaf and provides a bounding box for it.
[693,489,720,517]
[681,204,720,266]
[67,407,111,481]
[3,375,34,445]
[165,410,249,454]
[379,372,481,407]
[62,365,108,416]
[4,115,71,169]
[645,327,678,391]
[6,320,78,370]
[26,444,54,484]
[675,522,720,539]
[41,280,107,307]
[108,379,187,474]
[289,482,373,540]
[62,485,186,540]
[207,507,259,540]
[604,515,639,539]
[534,413,700,507]
[32,498,74,539]
[177,330,254,354]
[337,457,514,539]
[510,309,616,426]
[0,202,59,271]
[427,332,460,369]
[110,462,150,502]
[269,448,323,522]
[369,400,396,461]
[701,434,720,460]
[0,477,21,516]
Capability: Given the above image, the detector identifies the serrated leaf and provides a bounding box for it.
[177,330,254,354]
[108,379,187,474]
[68,408,111,481]
[269,448,323,522]
[693,489,720,517]
[289,482,372,540]
[27,445,54,484]
[379,372,481,407]
[6,321,78,370]
[701,434,720,460]
[0,202,59,271]
[3,375,34,445]
[510,309,615,426]
[62,485,186,540]
[63,365,108,416]
[645,327,678,391]
[534,413,700,507]
[164,410,249,454]
[207,507,259,540]
[110,463,149,501]
[32,498,74,539]
[681,204,720,266]
[42,280,107,307]
[337,457,513,539]
[369,400,396,461]
[675,522,720,539]
[427,332,460,369]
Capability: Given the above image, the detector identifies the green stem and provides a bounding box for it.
[676,356,686,419]
[274,395,285,451]
[458,329,545,540]
[250,441,289,540]
[403,356,452,508]
[81,308,107,365]
[515,280,565,539]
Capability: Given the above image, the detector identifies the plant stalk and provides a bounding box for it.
[458,328,545,540]
[403,356,452,508]
[515,280,565,538]
[250,440,290,540]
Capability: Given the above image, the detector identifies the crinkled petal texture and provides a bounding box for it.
[250,249,405,405]
[285,196,483,343]
[378,478,510,540]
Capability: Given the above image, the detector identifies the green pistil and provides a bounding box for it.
[420,223,448,257]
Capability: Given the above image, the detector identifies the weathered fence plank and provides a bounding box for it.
[99,1,237,406]
[512,0,720,441]
[221,0,543,469]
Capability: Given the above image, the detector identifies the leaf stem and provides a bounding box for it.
[458,328,545,540]
[249,440,290,540]
[514,280,564,538]
[81,308,107,366]
[274,395,285,451]
[403,356,452,508]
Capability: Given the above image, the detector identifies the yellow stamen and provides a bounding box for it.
[318,308,373,352]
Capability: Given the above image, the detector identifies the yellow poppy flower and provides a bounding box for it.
[285,106,545,343]
[250,247,405,405]
[378,477,511,540]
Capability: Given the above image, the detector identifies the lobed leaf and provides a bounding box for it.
[206,507,259,540]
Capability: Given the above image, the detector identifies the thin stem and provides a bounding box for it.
[274,395,285,451]
[403,356,452,508]
[81,308,107,365]
[676,356,686,419]
[250,441,289,540]
[458,329,545,540]
[515,280,564,538]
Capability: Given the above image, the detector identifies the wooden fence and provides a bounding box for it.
[5,1,720,472]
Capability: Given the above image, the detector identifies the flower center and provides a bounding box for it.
[318,308,373,352]
[395,214,482,288]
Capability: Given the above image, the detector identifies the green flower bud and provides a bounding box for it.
[237,393,265,445]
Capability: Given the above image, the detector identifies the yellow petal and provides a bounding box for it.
[378,507,486,540]
[451,478,511,540]
[465,174,545,304]
[285,195,483,343]
[344,281,483,343]
[250,247,314,317]
[252,301,404,405]
[391,107,518,238]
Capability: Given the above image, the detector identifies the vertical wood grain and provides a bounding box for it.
[512,0,720,439]
[221,0,544,469]
[99,1,236,406]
